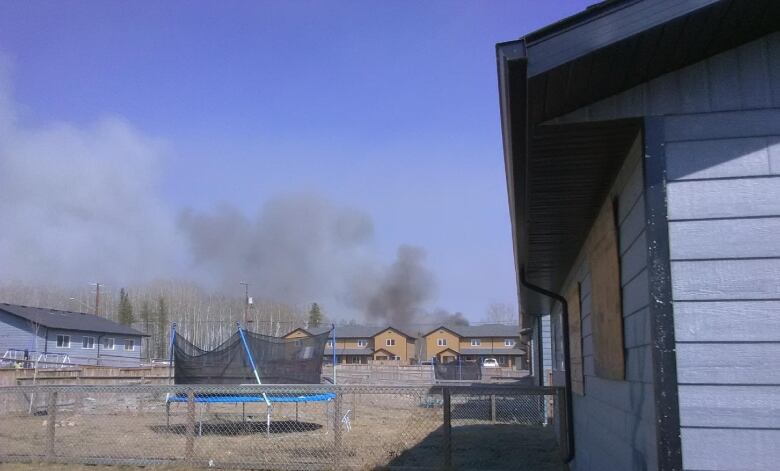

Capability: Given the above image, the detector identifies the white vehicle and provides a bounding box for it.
[482,358,499,368]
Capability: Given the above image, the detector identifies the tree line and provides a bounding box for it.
[0,280,308,359]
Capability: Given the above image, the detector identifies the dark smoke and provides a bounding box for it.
[429,308,470,326]
[349,245,436,326]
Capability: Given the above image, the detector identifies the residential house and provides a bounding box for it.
[0,302,148,367]
[282,325,418,364]
[497,1,780,469]
[423,324,524,367]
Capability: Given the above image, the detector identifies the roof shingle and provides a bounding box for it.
[0,303,148,337]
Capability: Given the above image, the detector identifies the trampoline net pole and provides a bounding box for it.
[167,323,176,385]
[237,323,270,406]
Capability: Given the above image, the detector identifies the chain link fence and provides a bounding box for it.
[0,384,566,470]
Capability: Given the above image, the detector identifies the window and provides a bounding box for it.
[82,336,95,349]
[124,339,135,351]
[357,339,367,347]
[56,335,70,348]
[326,340,334,347]
[102,338,115,350]
[470,339,481,346]
[437,338,447,347]
[375,355,388,361]
[393,355,400,361]
[504,339,515,347]
[385,338,396,346]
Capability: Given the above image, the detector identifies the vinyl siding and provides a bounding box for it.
[0,311,45,356]
[550,32,780,471]
[551,141,657,471]
[0,311,142,367]
[44,329,143,366]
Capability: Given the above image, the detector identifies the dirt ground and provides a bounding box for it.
[0,391,565,471]
[0,465,193,471]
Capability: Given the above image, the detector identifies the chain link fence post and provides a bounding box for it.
[185,391,195,462]
[490,394,497,424]
[333,391,343,467]
[46,391,57,461]
[442,387,452,471]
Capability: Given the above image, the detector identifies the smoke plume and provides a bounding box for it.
[429,308,470,326]
[347,245,436,326]
[0,68,450,321]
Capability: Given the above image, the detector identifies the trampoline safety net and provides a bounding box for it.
[173,329,330,384]
[433,360,482,381]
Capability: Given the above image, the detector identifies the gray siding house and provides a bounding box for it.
[0,303,147,367]
[497,1,779,470]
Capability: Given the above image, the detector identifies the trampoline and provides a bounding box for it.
[165,323,338,436]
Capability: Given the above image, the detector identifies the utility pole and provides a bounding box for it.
[239,282,249,325]
[89,282,102,317]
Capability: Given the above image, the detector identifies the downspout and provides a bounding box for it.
[520,267,575,463]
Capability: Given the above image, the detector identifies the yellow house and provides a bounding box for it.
[282,325,418,365]
[422,324,524,368]
[371,327,416,364]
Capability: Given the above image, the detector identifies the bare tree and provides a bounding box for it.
[483,302,518,325]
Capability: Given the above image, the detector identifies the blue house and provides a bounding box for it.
[497,1,779,470]
[0,303,148,367]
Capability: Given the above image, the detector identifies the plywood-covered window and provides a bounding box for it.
[567,282,584,394]
[588,198,625,381]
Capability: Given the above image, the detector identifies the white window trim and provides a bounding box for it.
[326,340,334,347]
[470,339,481,346]
[56,334,71,349]
[504,339,515,347]
[124,339,135,351]
[357,339,367,347]
[103,338,115,350]
[437,338,447,347]
[82,336,96,349]
[385,338,396,346]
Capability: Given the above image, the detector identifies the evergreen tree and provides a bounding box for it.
[140,301,153,359]
[308,302,323,328]
[156,296,169,359]
[117,288,134,326]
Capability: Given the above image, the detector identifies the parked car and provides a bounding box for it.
[482,358,499,368]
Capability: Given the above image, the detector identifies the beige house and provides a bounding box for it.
[282,325,418,365]
[422,324,524,368]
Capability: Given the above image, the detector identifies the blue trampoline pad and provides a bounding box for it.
[167,392,337,403]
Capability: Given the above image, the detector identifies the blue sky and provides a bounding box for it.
[0,1,592,321]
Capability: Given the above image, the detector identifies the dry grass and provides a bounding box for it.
[0,391,565,470]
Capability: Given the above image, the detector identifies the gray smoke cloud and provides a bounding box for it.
[179,195,375,304]
[0,63,183,286]
[0,68,445,321]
